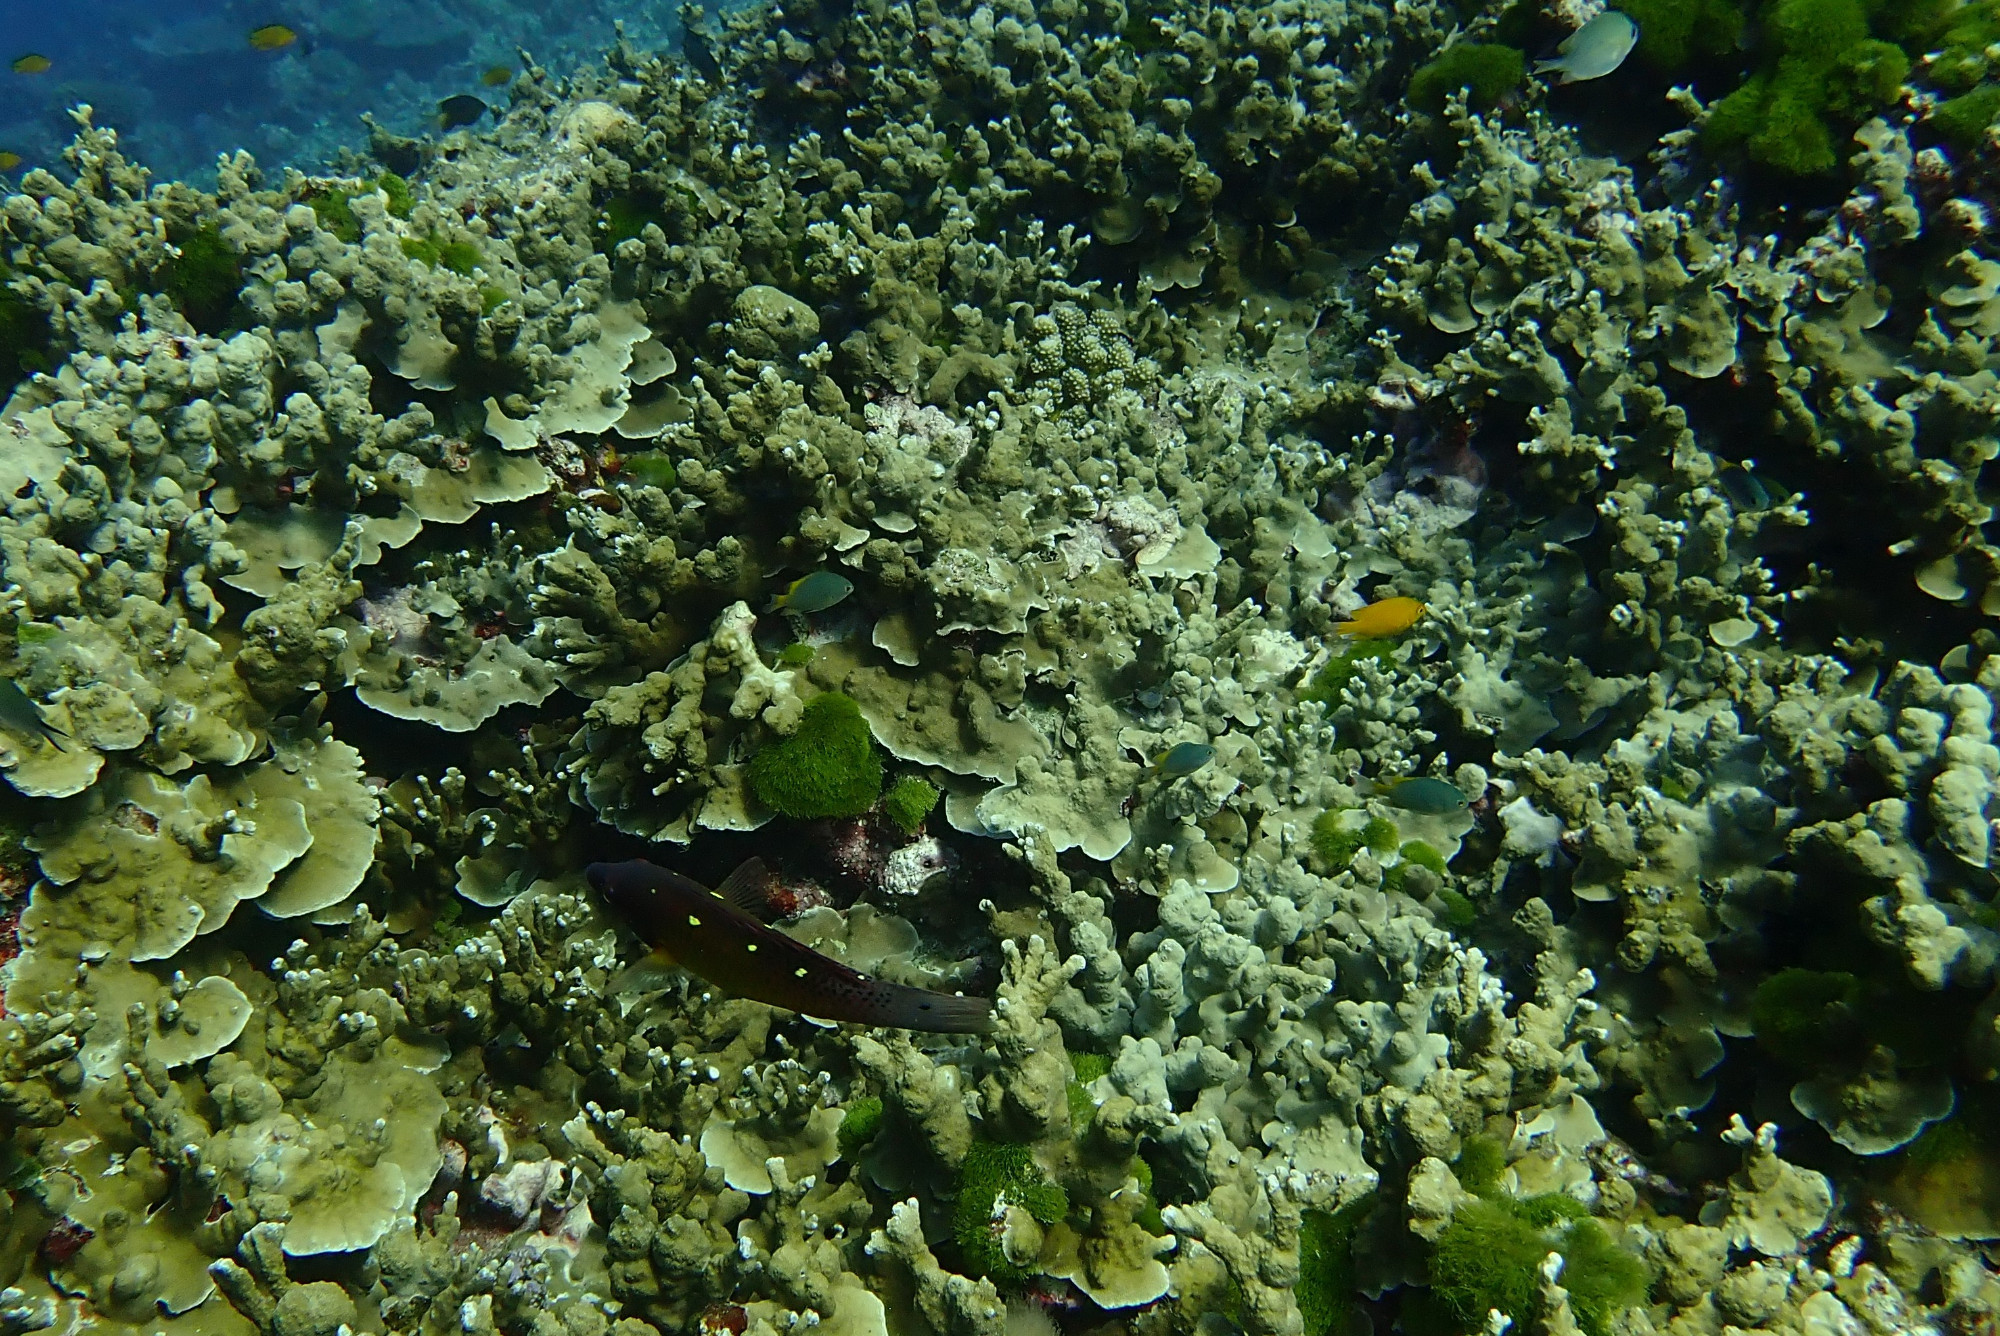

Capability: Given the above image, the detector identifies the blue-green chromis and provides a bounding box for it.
[1378,775,1467,814]
[1152,741,1216,778]
[766,571,854,615]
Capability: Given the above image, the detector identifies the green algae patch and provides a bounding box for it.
[748,692,883,819]
[1399,840,1448,875]
[1932,84,2000,148]
[837,1096,884,1157]
[1310,809,1400,874]
[376,170,414,219]
[1703,0,1909,175]
[953,1140,1068,1281]
[1612,0,1747,67]
[1302,638,1397,704]
[401,234,481,276]
[1299,1195,1374,1336]
[1065,1053,1109,1130]
[1409,43,1525,112]
[160,225,241,334]
[1750,967,1861,1066]
[306,187,361,242]
[1435,886,1478,929]
[0,269,49,387]
[1879,1098,2000,1238]
[599,193,657,249]
[1428,1197,1647,1336]
[882,775,941,833]
[1453,1136,1508,1196]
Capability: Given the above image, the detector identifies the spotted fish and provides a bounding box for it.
[588,857,995,1034]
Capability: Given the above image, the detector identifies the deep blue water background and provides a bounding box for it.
[0,0,686,184]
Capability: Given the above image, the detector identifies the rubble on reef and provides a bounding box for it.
[6,0,2000,1333]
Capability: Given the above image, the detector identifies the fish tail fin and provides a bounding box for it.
[611,947,680,995]
[860,986,996,1034]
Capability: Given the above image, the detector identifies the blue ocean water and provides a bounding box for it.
[0,0,686,183]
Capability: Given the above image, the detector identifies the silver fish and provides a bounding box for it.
[1534,11,1638,84]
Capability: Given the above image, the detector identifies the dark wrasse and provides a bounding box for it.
[588,857,995,1034]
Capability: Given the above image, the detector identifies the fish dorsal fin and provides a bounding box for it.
[712,858,779,921]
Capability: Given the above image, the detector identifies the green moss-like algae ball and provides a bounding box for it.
[401,235,481,275]
[376,170,414,218]
[1434,886,1478,929]
[749,692,883,819]
[307,188,361,242]
[1453,1136,1507,1195]
[837,1096,883,1156]
[1408,43,1525,112]
[161,225,242,334]
[1750,967,1860,1066]
[953,1140,1068,1280]
[882,775,941,833]
[1399,840,1448,875]
[436,240,481,275]
[1932,84,2000,148]
[1702,0,1909,174]
[1310,810,1360,871]
[1612,0,1745,68]
[600,193,654,248]
[1298,1195,1373,1336]
[1429,1198,1647,1336]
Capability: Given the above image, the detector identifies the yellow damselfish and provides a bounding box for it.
[247,25,299,51]
[11,54,51,75]
[1336,595,1426,638]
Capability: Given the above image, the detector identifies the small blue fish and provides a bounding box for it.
[0,678,66,751]
[766,571,854,615]
[1152,741,1215,779]
[1717,462,1785,512]
[1376,776,1467,814]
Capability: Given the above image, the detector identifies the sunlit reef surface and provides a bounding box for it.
[7,0,2000,1334]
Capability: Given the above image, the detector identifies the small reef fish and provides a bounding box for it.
[1151,741,1215,779]
[1717,461,1786,512]
[0,153,20,173]
[437,94,489,130]
[766,570,853,615]
[247,25,299,51]
[0,678,67,752]
[590,857,996,1033]
[1373,776,1469,814]
[1534,11,1639,84]
[480,65,514,87]
[11,54,51,75]
[1337,595,1426,638]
